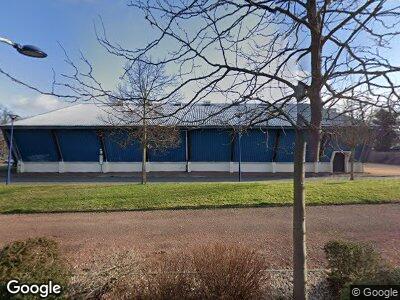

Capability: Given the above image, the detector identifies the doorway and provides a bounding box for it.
[333,152,346,173]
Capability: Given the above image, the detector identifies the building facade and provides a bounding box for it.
[1,103,363,173]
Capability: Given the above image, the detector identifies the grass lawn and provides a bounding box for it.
[0,178,399,214]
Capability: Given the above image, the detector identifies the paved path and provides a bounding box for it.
[364,163,400,177]
[0,169,331,184]
[0,204,399,268]
[1,163,399,184]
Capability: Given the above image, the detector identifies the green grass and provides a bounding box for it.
[0,178,399,214]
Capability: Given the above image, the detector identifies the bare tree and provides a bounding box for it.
[343,123,372,180]
[0,106,12,160]
[0,106,11,124]
[121,1,400,298]
[329,122,374,180]
[105,60,181,184]
[327,100,375,180]
[1,1,400,298]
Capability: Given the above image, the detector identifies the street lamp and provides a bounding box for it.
[0,37,47,58]
[235,108,245,182]
[238,129,242,182]
[1,36,46,184]
[6,114,19,185]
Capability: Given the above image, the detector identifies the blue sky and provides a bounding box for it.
[1,1,399,117]
[0,0,151,116]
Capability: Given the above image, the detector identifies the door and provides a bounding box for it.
[333,152,345,173]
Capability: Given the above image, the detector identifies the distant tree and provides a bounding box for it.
[328,101,375,180]
[0,106,12,160]
[0,106,12,124]
[372,109,399,151]
[105,60,181,184]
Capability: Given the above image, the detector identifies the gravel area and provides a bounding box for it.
[268,269,332,299]
[0,204,399,269]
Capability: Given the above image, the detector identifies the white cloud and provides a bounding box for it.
[5,94,72,117]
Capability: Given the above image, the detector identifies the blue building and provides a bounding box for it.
[1,103,364,173]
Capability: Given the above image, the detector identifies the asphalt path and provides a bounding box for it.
[1,204,399,268]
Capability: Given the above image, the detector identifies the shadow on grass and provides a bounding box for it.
[1,200,398,215]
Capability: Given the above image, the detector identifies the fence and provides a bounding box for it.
[366,150,400,165]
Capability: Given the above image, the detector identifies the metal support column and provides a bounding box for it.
[185,129,189,172]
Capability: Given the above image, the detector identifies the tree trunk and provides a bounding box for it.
[308,105,322,163]
[293,128,308,300]
[307,0,323,164]
[350,146,355,181]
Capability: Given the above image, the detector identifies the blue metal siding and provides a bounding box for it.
[103,131,142,162]
[320,143,363,162]
[57,129,100,162]
[190,129,231,162]
[275,129,295,162]
[149,131,186,162]
[233,129,276,162]
[304,131,312,162]
[320,140,363,162]
[319,135,337,162]
[320,145,334,162]
[319,136,365,162]
[354,145,363,161]
[13,129,58,162]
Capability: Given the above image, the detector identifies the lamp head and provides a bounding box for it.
[13,44,47,58]
[8,114,19,121]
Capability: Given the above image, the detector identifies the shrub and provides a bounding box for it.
[0,237,70,299]
[191,244,268,300]
[135,255,197,300]
[324,240,383,296]
[339,267,400,300]
[137,244,268,299]
[67,250,141,300]
[68,250,193,300]
[73,244,269,299]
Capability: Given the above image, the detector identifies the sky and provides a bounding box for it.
[1,1,400,117]
[0,0,151,117]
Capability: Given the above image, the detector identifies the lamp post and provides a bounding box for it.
[1,36,46,184]
[238,129,242,182]
[235,108,244,182]
[0,37,47,58]
[6,114,19,185]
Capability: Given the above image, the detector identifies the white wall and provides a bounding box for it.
[148,162,187,172]
[62,162,102,173]
[103,162,141,173]
[189,162,231,172]
[18,161,363,173]
[18,162,59,173]
[352,162,364,173]
[318,162,332,173]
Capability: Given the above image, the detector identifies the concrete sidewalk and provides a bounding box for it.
[1,204,398,268]
[0,163,398,185]
[0,169,328,184]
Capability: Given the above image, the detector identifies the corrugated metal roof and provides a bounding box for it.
[2,102,341,128]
